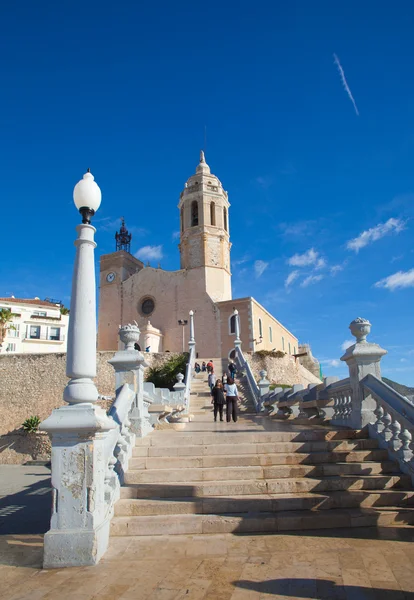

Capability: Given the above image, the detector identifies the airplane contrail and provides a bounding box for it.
[333,53,359,116]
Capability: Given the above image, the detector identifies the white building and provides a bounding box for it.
[0,297,69,354]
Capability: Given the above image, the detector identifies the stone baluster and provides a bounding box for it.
[373,402,385,435]
[173,373,186,404]
[390,418,402,452]
[340,318,387,430]
[382,411,393,443]
[399,429,414,463]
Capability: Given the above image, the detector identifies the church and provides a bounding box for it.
[98,152,298,359]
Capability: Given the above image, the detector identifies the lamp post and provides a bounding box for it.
[178,319,188,352]
[40,170,116,568]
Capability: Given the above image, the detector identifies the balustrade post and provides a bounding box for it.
[233,309,241,349]
[108,324,153,438]
[173,373,186,404]
[341,318,387,430]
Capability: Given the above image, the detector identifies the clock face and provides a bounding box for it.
[106,272,116,283]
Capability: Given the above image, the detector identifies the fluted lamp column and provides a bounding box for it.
[40,170,116,569]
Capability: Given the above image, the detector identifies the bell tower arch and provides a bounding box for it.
[178,151,232,302]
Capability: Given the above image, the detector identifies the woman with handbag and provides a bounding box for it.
[224,377,238,423]
[211,379,225,422]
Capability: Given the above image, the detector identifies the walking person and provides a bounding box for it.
[228,362,237,379]
[207,360,214,374]
[201,361,207,372]
[208,371,216,392]
[194,362,201,373]
[211,380,225,422]
[224,376,238,423]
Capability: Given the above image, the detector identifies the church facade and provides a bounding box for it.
[98,152,298,358]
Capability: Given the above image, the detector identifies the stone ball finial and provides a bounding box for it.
[189,310,194,316]
[349,317,371,343]
[176,373,184,383]
[233,309,238,315]
[259,369,267,379]
[119,323,141,351]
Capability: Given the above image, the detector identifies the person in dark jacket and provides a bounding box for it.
[211,379,225,422]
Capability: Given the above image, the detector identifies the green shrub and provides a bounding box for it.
[255,350,285,359]
[269,383,291,391]
[146,353,189,391]
[22,415,41,433]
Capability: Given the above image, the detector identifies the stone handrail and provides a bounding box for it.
[363,373,414,485]
[183,343,196,412]
[103,383,136,520]
[234,344,261,412]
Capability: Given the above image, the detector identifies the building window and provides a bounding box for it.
[258,318,263,339]
[49,327,61,341]
[33,311,47,317]
[223,207,228,232]
[139,297,155,316]
[282,336,285,351]
[180,207,184,232]
[294,346,296,355]
[29,325,40,339]
[288,342,291,354]
[6,343,16,352]
[210,202,216,226]
[229,314,236,335]
[191,201,199,226]
[269,327,272,343]
[8,324,20,338]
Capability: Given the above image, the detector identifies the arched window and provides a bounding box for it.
[259,318,263,339]
[229,314,236,334]
[210,202,216,226]
[282,336,285,351]
[191,201,198,226]
[294,346,296,355]
[223,207,228,232]
[288,342,291,354]
[269,327,272,343]
[180,207,184,232]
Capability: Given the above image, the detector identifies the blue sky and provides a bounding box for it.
[1,1,414,384]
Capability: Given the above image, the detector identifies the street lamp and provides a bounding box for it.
[64,169,102,404]
[178,319,188,353]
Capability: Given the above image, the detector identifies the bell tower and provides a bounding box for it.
[178,151,232,302]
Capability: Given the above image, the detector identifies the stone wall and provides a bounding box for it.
[0,350,186,464]
[244,352,321,388]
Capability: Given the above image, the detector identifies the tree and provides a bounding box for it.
[0,308,15,351]
[60,306,70,315]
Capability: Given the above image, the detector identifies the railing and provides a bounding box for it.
[23,333,65,342]
[363,374,414,485]
[234,344,261,412]
[183,343,196,412]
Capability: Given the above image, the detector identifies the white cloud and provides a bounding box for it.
[254,260,269,278]
[346,218,405,253]
[255,176,273,190]
[285,270,300,288]
[341,339,353,351]
[172,231,180,240]
[288,248,320,267]
[315,257,327,270]
[330,264,344,275]
[135,245,163,261]
[375,268,414,291]
[401,358,408,363]
[300,274,324,287]
[321,359,341,368]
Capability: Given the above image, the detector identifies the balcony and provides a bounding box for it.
[29,314,62,322]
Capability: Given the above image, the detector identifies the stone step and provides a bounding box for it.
[132,439,379,458]
[110,506,414,536]
[134,429,368,447]
[114,490,414,517]
[124,461,400,484]
[129,449,389,470]
[120,474,411,498]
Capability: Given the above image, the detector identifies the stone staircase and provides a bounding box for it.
[111,361,414,538]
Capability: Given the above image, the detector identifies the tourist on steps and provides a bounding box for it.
[207,360,214,373]
[211,380,225,422]
[201,361,207,372]
[228,362,237,378]
[224,376,239,423]
[208,371,216,392]
[194,362,201,373]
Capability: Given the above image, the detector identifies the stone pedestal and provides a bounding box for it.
[341,318,387,430]
[41,404,116,568]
